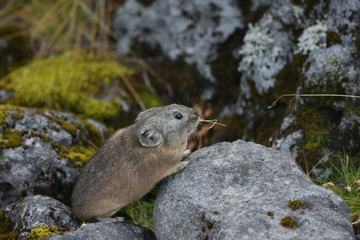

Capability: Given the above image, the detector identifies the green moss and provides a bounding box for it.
[45,114,80,137]
[296,107,330,152]
[10,113,24,120]
[266,211,275,217]
[287,200,305,210]
[25,225,68,240]
[0,209,19,240]
[0,129,24,148]
[326,30,342,47]
[51,143,97,169]
[0,51,134,121]
[280,216,299,228]
[0,105,26,126]
[27,132,52,142]
[77,118,104,147]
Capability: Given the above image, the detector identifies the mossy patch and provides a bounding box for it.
[296,106,330,152]
[266,211,275,217]
[280,216,299,228]
[0,105,26,126]
[51,143,97,169]
[44,114,80,137]
[0,209,19,240]
[24,225,68,240]
[0,129,25,148]
[0,51,134,122]
[10,113,24,120]
[27,132,52,142]
[287,200,305,210]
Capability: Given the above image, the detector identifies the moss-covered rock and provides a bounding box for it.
[0,104,106,208]
[0,51,162,123]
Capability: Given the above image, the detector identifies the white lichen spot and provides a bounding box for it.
[296,21,328,54]
[238,22,275,70]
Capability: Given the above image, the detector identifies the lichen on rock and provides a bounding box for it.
[114,0,244,82]
[0,105,106,208]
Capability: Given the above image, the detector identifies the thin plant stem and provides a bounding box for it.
[268,94,360,109]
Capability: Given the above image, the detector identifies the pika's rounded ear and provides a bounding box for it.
[139,129,163,147]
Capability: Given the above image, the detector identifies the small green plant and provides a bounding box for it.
[314,154,360,215]
[117,189,158,230]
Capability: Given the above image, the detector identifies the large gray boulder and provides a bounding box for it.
[46,221,156,240]
[154,140,354,240]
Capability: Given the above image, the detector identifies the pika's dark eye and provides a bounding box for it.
[175,113,183,119]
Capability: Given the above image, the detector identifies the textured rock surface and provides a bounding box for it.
[114,0,243,82]
[0,107,105,208]
[6,195,79,232]
[154,140,354,240]
[114,0,360,165]
[46,221,156,240]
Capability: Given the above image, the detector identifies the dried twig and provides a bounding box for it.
[199,119,226,130]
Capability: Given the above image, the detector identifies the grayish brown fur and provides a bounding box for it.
[71,104,199,220]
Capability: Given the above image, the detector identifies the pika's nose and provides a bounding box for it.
[190,110,200,121]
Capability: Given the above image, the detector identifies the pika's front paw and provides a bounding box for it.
[175,161,189,172]
[182,149,192,159]
[166,161,189,177]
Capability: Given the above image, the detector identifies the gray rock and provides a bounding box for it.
[46,221,156,240]
[154,140,354,240]
[0,107,105,208]
[113,0,243,82]
[6,195,79,232]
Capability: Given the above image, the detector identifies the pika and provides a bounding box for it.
[71,104,199,220]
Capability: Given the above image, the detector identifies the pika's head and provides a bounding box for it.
[135,104,199,147]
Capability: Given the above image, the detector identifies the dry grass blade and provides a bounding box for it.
[268,93,360,109]
[199,119,227,129]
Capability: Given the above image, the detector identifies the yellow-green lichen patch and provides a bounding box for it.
[287,200,305,210]
[10,113,24,120]
[75,117,105,147]
[0,129,25,148]
[0,51,134,122]
[51,143,97,169]
[0,105,26,126]
[280,216,299,229]
[44,114,80,137]
[24,225,69,240]
[0,209,19,240]
[27,132,52,142]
